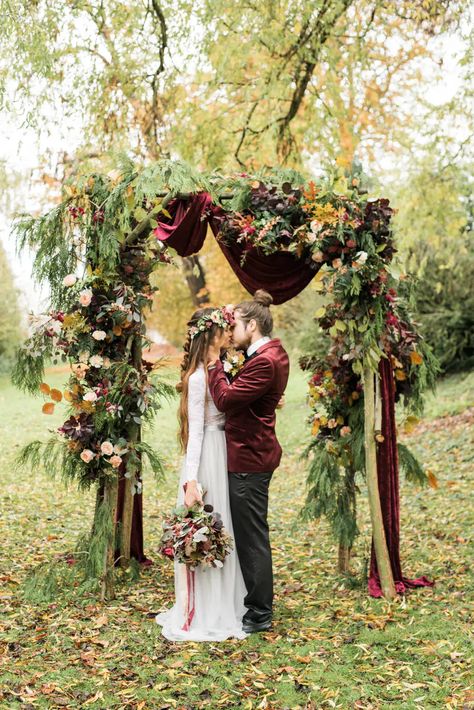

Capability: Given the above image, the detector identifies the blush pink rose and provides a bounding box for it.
[79,289,93,307]
[109,455,122,468]
[83,391,98,402]
[80,449,94,463]
[63,274,77,287]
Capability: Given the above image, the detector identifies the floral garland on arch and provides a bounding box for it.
[218,171,438,549]
[13,159,438,595]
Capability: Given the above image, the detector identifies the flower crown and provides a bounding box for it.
[188,306,235,341]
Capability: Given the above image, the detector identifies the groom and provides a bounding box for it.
[206,290,289,633]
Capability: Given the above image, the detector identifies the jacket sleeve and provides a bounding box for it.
[208,357,274,413]
[184,368,206,481]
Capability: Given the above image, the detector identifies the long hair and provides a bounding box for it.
[178,308,226,453]
[235,289,273,335]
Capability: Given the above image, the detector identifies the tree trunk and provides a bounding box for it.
[338,544,352,573]
[363,365,396,600]
[182,255,210,307]
[101,474,119,602]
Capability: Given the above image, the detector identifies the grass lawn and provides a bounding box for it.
[0,362,472,709]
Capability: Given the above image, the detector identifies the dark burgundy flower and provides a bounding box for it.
[386,312,399,328]
[58,413,94,441]
[385,288,397,303]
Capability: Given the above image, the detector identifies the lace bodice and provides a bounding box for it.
[185,364,225,481]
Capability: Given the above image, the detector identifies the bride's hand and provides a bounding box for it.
[184,480,203,508]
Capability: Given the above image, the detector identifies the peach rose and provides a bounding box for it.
[80,449,94,463]
[79,289,93,307]
[109,455,122,468]
[72,363,89,378]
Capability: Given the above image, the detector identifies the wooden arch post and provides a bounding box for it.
[363,364,396,599]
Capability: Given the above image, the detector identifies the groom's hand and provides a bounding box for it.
[184,480,203,508]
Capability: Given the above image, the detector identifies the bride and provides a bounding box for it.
[155,306,248,641]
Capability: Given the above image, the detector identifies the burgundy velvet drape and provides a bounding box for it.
[368,359,433,596]
[115,474,150,565]
[154,192,318,304]
[131,192,432,597]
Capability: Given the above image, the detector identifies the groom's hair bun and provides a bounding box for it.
[253,289,273,307]
[236,289,273,336]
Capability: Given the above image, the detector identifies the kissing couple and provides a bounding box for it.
[156,289,289,641]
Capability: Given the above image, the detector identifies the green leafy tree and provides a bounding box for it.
[0,243,22,372]
[391,159,474,372]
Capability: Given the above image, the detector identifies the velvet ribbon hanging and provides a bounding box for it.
[142,192,432,598]
[368,358,434,596]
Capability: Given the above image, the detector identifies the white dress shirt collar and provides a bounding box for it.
[246,336,271,358]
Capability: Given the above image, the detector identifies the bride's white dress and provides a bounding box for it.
[155,363,248,641]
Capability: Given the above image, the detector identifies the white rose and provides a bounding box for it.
[63,274,77,287]
[83,391,98,402]
[92,330,107,341]
[355,250,368,264]
[310,220,322,234]
[100,441,114,456]
[223,361,232,373]
[89,355,104,368]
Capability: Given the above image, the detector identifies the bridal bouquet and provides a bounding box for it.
[159,502,234,569]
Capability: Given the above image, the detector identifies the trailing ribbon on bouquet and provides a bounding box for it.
[182,567,196,631]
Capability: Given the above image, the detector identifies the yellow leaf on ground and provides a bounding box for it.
[427,470,439,489]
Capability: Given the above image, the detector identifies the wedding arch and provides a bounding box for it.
[13,160,436,601]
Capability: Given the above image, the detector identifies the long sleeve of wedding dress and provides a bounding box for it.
[184,367,206,483]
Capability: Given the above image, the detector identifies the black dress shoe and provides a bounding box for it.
[242,619,272,634]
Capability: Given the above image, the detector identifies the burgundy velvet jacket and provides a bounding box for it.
[208,339,290,473]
